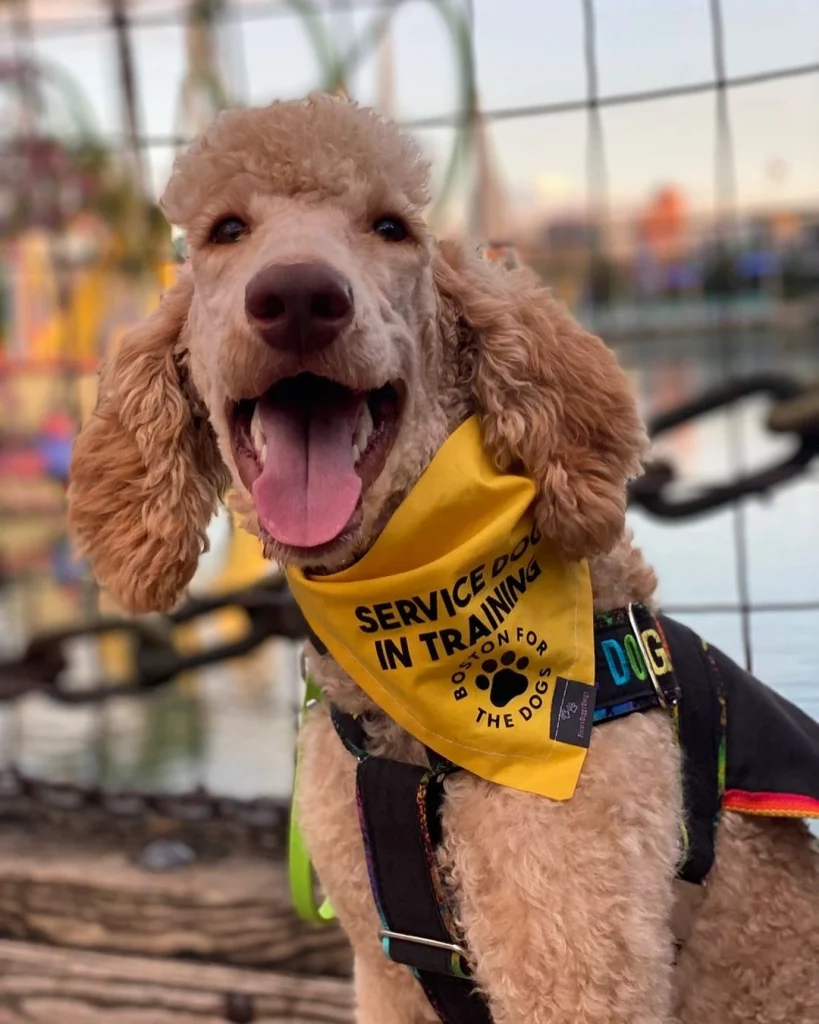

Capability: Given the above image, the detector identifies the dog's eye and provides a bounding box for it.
[373,216,409,242]
[210,216,249,245]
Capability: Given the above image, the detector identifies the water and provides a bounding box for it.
[2,328,818,812]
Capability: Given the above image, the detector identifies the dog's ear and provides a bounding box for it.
[434,241,647,560]
[67,270,228,613]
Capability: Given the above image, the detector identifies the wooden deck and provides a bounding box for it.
[0,940,353,1023]
[0,809,353,1022]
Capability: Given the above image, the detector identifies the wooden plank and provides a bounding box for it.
[0,829,351,976]
[0,939,353,1023]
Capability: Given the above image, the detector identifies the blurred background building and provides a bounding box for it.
[0,4,817,1007]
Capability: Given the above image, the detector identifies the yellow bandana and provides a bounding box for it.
[287,417,596,799]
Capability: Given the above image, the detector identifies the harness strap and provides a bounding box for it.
[657,617,725,884]
[356,756,493,1024]
[329,706,492,1022]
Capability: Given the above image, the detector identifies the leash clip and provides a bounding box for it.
[626,603,677,710]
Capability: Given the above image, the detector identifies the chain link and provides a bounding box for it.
[628,373,819,520]
[0,572,309,703]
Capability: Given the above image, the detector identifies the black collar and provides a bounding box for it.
[308,602,680,739]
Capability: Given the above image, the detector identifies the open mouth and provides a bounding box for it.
[229,373,402,550]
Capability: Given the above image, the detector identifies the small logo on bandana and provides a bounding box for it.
[550,677,595,749]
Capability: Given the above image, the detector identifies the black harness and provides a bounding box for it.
[307,604,819,1024]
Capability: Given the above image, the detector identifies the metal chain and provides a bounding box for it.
[0,577,303,836]
[629,373,819,519]
[0,376,817,827]
[1,378,818,704]
[0,573,308,704]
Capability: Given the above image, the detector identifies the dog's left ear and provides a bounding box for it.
[434,241,647,560]
[68,269,229,613]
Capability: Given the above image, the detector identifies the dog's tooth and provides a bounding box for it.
[355,404,374,452]
[260,442,268,464]
[362,404,373,440]
[250,404,265,454]
[352,443,361,464]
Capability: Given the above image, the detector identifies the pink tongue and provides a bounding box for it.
[252,382,363,548]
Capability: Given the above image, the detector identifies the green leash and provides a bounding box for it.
[288,674,336,923]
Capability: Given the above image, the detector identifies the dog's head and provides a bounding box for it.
[68,95,646,613]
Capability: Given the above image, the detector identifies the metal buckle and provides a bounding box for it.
[379,929,467,959]
[626,603,676,710]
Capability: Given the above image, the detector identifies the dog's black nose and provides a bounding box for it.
[245,262,354,353]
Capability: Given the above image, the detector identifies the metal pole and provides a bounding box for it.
[110,0,146,195]
[708,0,754,672]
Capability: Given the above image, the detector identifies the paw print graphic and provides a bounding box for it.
[475,650,530,708]
[559,701,579,721]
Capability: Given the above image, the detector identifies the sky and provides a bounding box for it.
[7,0,819,222]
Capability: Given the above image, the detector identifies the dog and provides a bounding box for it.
[68,95,819,1024]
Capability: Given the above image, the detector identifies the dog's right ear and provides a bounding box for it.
[68,270,229,613]
[433,241,647,561]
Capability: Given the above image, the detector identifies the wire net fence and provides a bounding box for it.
[1,0,818,799]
